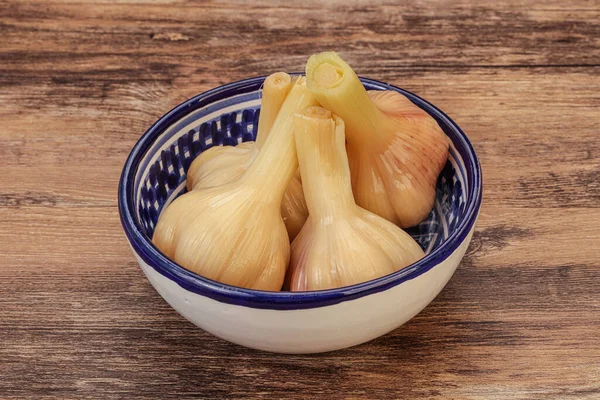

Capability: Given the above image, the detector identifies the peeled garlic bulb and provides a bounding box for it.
[185,72,309,240]
[287,107,425,291]
[306,52,449,228]
[153,79,318,291]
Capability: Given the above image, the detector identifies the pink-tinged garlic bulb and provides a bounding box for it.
[153,79,318,291]
[287,106,424,291]
[306,52,449,228]
[186,72,309,240]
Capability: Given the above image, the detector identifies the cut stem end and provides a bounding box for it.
[313,63,344,89]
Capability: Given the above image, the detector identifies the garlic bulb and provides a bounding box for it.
[153,78,318,291]
[186,72,309,240]
[287,107,425,291]
[305,52,449,228]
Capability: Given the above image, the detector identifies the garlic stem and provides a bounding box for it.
[256,72,292,148]
[294,107,355,219]
[243,78,318,205]
[306,52,387,144]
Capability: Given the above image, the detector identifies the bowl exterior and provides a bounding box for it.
[120,76,482,353]
[129,226,474,353]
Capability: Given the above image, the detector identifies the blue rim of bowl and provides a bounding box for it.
[118,75,482,310]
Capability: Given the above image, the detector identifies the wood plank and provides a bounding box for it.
[0,0,599,81]
[1,205,599,270]
[1,68,599,209]
[0,208,598,399]
[1,0,599,399]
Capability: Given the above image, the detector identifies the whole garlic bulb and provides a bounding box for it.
[306,52,449,228]
[287,107,425,291]
[186,72,309,240]
[153,79,318,290]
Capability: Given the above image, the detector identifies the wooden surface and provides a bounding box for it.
[1,0,599,398]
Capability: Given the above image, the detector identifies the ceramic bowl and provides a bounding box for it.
[118,76,482,354]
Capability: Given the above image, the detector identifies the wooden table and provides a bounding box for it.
[2,1,599,398]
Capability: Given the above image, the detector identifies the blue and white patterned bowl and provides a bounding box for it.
[118,76,482,353]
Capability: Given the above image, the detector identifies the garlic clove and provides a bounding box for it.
[368,90,430,119]
[172,185,290,290]
[280,175,308,241]
[186,142,257,191]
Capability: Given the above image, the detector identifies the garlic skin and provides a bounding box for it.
[153,79,318,291]
[306,52,449,228]
[186,72,291,191]
[287,107,424,291]
[185,73,309,240]
[185,141,256,191]
[153,184,290,291]
[280,170,308,241]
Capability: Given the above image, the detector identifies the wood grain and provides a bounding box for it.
[1,0,599,399]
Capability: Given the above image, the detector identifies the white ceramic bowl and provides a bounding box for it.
[118,76,482,354]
